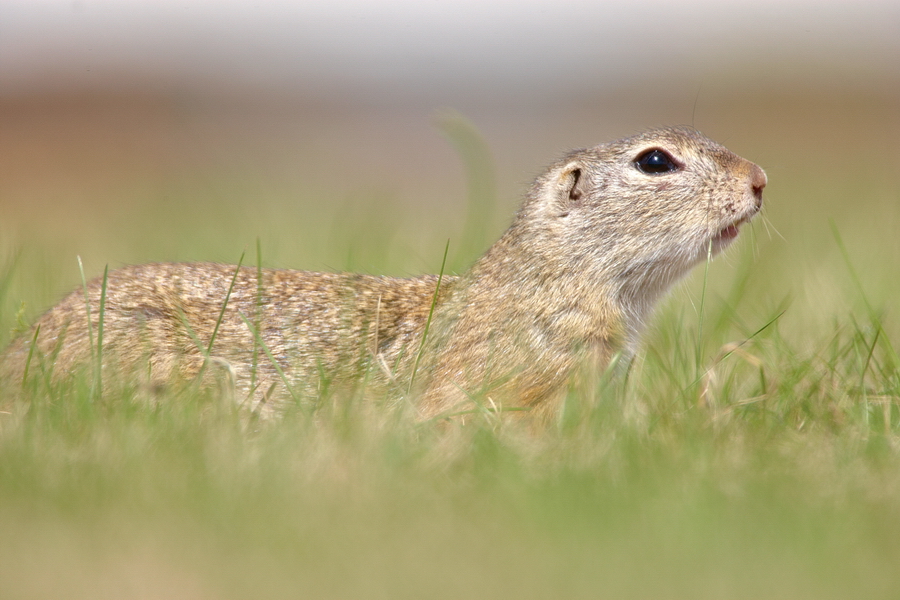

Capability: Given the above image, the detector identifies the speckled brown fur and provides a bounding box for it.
[0,127,766,420]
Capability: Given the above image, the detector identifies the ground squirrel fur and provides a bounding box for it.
[0,127,767,419]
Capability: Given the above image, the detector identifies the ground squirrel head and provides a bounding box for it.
[514,126,766,302]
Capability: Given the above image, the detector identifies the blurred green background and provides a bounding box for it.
[1,1,899,598]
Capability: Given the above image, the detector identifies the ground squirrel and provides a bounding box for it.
[0,127,766,420]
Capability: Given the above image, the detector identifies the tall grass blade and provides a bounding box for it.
[207,250,245,356]
[94,265,109,399]
[695,239,713,373]
[0,249,21,335]
[21,323,40,388]
[407,239,450,396]
[435,110,497,265]
[238,310,300,406]
[76,256,96,363]
[831,219,900,365]
[251,238,263,396]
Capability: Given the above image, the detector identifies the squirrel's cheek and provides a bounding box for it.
[650,180,675,194]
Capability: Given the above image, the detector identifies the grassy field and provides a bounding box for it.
[1,94,899,599]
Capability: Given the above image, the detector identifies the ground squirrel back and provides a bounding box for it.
[0,127,766,419]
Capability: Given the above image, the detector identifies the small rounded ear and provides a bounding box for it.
[567,167,584,203]
[554,162,587,214]
[541,160,588,217]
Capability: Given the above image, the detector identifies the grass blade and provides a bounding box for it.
[831,220,900,366]
[77,256,96,362]
[695,239,713,373]
[94,265,109,399]
[238,310,300,406]
[251,238,263,396]
[407,239,450,396]
[207,251,245,356]
[0,249,21,335]
[21,324,40,388]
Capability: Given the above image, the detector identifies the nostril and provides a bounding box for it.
[752,184,764,205]
[749,164,767,209]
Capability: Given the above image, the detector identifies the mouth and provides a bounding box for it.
[715,223,741,242]
[710,218,748,250]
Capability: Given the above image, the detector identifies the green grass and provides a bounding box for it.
[2,133,900,599]
[1,301,898,599]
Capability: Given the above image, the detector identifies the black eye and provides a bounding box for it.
[634,149,679,174]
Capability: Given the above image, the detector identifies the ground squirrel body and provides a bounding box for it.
[0,127,766,419]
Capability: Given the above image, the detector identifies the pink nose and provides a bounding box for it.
[749,164,767,209]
